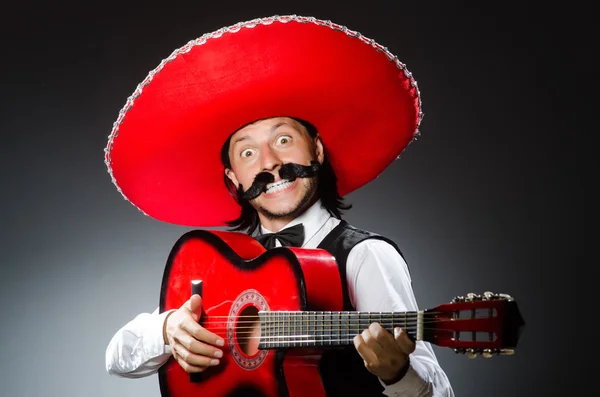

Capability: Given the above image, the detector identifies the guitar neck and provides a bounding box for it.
[258,310,427,349]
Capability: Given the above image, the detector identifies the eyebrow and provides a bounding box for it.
[231,122,287,147]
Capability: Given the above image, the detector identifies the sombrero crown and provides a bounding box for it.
[104,15,423,227]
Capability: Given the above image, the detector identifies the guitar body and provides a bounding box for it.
[158,229,344,397]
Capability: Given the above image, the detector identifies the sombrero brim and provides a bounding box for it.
[104,15,423,227]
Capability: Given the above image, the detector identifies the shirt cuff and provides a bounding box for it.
[379,361,431,396]
[145,309,176,357]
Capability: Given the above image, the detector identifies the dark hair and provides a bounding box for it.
[220,117,351,235]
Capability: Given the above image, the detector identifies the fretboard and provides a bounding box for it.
[257,310,424,349]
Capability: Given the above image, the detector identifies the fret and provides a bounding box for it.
[279,312,283,348]
[325,312,328,346]
[295,312,299,348]
[372,311,382,328]
[382,312,393,333]
[277,311,281,348]
[322,311,326,346]
[300,311,305,348]
[263,313,269,349]
[269,312,274,349]
[301,311,307,347]
[284,312,288,348]
[293,311,297,348]
[350,312,359,339]
[297,312,302,348]
[310,311,315,347]
[344,311,350,344]
[329,311,335,346]
[282,311,286,347]
[271,312,276,349]
[359,312,369,334]
[324,311,330,346]
[319,312,324,346]
[305,312,312,346]
[269,312,277,348]
[284,312,290,348]
[298,311,302,347]
[329,312,335,346]
[306,311,312,348]
[288,312,292,348]
[315,312,323,345]
[270,312,275,349]
[333,311,341,346]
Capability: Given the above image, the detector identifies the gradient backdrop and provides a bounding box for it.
[1,1,578,397]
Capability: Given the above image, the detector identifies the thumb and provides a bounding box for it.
[185,294,203,321]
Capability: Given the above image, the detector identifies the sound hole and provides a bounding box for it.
[237,305,261,356]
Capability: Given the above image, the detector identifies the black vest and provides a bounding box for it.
[316,220,407,396]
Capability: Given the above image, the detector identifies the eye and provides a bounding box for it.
[240,148,255,158]
[276,135,292,145]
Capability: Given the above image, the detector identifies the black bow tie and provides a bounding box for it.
[255,223,304,249]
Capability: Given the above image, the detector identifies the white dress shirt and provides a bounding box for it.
[105,200,454,396]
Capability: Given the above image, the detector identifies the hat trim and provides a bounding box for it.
[104,14,423,219]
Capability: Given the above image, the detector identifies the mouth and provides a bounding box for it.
[264,179,295,195]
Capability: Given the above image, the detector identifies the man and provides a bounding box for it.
[105,15,454,396]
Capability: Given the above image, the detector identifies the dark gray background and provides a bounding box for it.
[1,1,579,396]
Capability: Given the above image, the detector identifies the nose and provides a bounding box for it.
[260,145,282,172]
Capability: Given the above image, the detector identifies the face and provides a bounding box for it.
[225,117,324,220]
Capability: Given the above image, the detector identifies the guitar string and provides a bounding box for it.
[198,312,444,319]
[199,316,450,325]
[212,327,482,344]
[215,325,466,338]
[181,313,482,327]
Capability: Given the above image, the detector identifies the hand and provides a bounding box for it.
[353,322,416,384]
[163,294,225,373]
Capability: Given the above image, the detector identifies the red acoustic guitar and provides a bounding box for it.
[158,229,524,397]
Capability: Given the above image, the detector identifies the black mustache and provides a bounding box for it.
[237,161,320,201]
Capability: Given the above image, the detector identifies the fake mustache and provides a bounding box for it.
[237,161,320,201]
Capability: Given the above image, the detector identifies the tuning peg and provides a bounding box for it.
[500,349,515,355]
[482,349,494,358]
[466,293,482,301]
[483,291,495,300]
[465,349,478,359]
[452,295,465,303]
[498,293,514,301]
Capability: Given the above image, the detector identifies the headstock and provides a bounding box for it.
[424,291,525,358]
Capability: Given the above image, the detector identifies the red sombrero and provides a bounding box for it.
[104,15,423,227]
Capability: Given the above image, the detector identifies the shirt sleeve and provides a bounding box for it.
[347,239,454,397]
[105,307,176,378]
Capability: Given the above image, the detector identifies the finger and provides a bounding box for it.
[362,324,386,355]
[172,343,221,368]
[353,333,379,366]
[178,361,208,373]
[368,323,400,353]
[181,318,225,347]
[174,350,210,373]
[175,330,223,358]
[367,323,395,347]
[394,327,416,355]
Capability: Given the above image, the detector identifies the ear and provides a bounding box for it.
[225,168,239,187]
[314,135,325,165]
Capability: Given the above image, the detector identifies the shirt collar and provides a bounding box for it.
[259,199,332,246]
